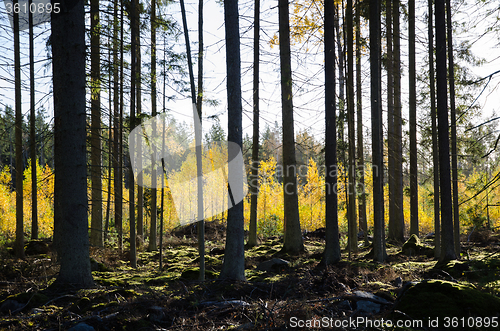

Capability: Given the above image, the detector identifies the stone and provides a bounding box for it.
[0,299,24,314]
[256,258,289,272]
[393,279,500,320]
[68,323,95,331]
[356,300,381,314]
[402,234,434,256]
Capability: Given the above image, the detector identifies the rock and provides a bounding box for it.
[90,258,109,272]
[393,279,500,321]
[356,300,381,314]
[402,234,434,256]
[0,299,24,314]
[393,276,403,288]
[25,240,50,255]
[68,323,95,331]
[148,306,165,322]
[256,258,289,272]
[337,300,352,311]
[200,300,250,308]
[349,290,391,305]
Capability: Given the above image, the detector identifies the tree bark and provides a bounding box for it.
[356,0,368,246]
[346,0,357,256]
[129,0,138,268]
[435,0,457,263]
[29,0,38,240]
[370,0,386,263]
[14,0,24,259]
[149,0,158,252]
[409,0,419,237]
[196,0,205,280]
[248,0,260,248]
[321,0,341,266]
[219,0,246,281]
[90,0,103,248]
[429,0,440,258]
[389,0,404,243]
[51,0,93,287]
[114,0,123,252]
[279,0,304,255]
[446,0,460,257]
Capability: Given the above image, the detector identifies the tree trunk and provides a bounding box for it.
[114,0,123,252]
[346,0,357,256]
[90,0,103,248]
[219,0,246,281]
[389,0,404,243]
[279,0,304,255]
[446,0,460,257]
[248,0,260,248]
[29,1,38,240]
[435,0,456,263]
[370,0,386,263]
[179,0,205,279]
[196,0,205,280]
[51,0,93,287]
[137,24,144,241]
[409,0,419,237]
[149,0,158,252]
[322,0,341,266]
[14,0,24,259]
[104,46,112,242]
[356,0,368,246]
[386,0,395,241]
[429,0,440,258]
[393,0,404,242]
[129,0,138,268]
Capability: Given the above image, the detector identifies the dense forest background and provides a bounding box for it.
[0,0,499,283]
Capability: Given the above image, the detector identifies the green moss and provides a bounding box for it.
[402,234,434,256]
[180,267,219,280]
[394,279,500,324]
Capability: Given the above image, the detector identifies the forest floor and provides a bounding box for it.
[1,222,500,330]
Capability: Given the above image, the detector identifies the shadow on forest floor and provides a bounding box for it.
[1,223,500,330]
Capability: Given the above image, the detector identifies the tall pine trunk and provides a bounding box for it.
[409,0,418,236]
[248,0,260,248]
[446,0,460,257]
[346,0,357,256]
[429,0,440,258]
[14,0,24,259]
[113,0,123,252]
[129,0,138,268]
[356,0,368,246]
[149,0,158,252]
[322,0,341,266]
[389,0,404,243]
[219,0,246,281]
[196,0,205,280]
[435,0,456,263]
[370,0,386,263]
[279,0,304,255]
[90,0,103,247]
[51,0,93,287]
[29,1,38,240]
[179,0,205,279]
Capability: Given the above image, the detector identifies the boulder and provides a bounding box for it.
[393,279,500,321]
[256,258,289,272]
[402,234,433,256]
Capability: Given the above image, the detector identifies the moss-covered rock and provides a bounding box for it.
[393,279,500,325]
[181,267,218,280]
[402,234,434,257]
